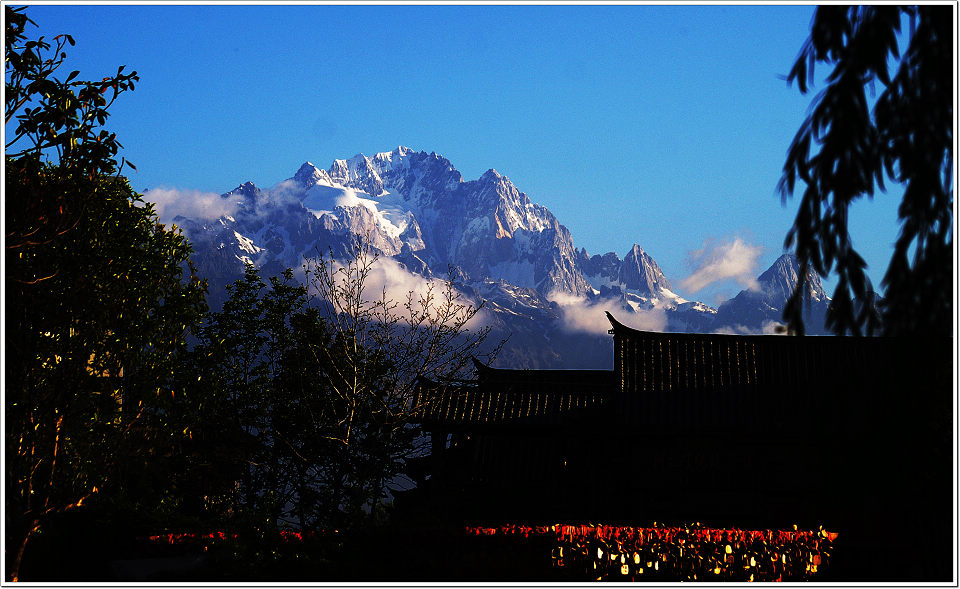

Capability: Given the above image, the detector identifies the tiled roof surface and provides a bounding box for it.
[415,315,951,432]
[414,368,614,427]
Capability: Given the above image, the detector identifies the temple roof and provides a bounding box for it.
[412,359,613,429]
[471,357,615,390]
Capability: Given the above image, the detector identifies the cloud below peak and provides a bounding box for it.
[143,187,238,226]
[678,237,763,295]
[548,291,667,336]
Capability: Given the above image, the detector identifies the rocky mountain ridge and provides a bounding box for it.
[171,146,832,368]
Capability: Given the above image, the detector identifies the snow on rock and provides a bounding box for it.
[176,146,819,355]
[234,230,262,255]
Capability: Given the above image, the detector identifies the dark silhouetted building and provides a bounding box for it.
[407,313,953,580]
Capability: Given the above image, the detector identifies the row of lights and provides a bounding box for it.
[466,522,835,582]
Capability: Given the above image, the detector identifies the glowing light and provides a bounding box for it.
[513,522,833,581]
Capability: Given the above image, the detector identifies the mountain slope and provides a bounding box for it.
[714,254,830,334]
[171,146,831,367]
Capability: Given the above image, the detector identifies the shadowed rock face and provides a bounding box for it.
[293,161,332,188]
[619,244,671,297]
[714,254,830,334]
[577,250,620,284]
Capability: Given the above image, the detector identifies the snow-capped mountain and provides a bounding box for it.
[579,244,670,297]
[575,243,718,332]
[171,147,830,368]
[714,254,830,335]
[261,148,591,297]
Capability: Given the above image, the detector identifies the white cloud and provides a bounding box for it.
[619,308,668,333]
[761,320,787,335]
[549,292,667,336]
[264,179,302,204]
[371,256,495,330]
[143,187,238,226]
[304,253,492,330]
[266,179,328,209]
[146,181,312,227]
[678,237,764,295]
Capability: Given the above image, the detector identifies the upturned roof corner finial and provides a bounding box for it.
[605,311,622,334]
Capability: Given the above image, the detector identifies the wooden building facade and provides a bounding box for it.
[406,313,952,577]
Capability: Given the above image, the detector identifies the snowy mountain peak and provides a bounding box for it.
[375,145,413,159]
[620,243,672,296]
[293,161,330,188]
[328,158,348,179]
[370,146,414,179]
[758,253,826,303]
[328,154,385,196]
[476,169,526,210]
[714,253,830,334]
[482,168,502,179]
[227,181,260,198]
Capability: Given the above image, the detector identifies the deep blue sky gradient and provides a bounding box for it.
[17,3,908,305]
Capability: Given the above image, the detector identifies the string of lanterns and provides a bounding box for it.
[466,522,836,581]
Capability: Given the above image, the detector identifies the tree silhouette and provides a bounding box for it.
[190,243,500,533]
[5,7,206,581]
[778,5,952,336]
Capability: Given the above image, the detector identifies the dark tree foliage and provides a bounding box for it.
[188,266,315,529]
[191,246,498,534]
[5,6,207,581]
[192,264,400,531]
[778,5,952,336]
[6,6,140,258]
[5,172,209,581]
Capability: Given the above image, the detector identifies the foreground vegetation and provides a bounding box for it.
[5,6,494,580]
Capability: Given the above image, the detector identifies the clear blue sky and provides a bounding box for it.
[18,2,907,305]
